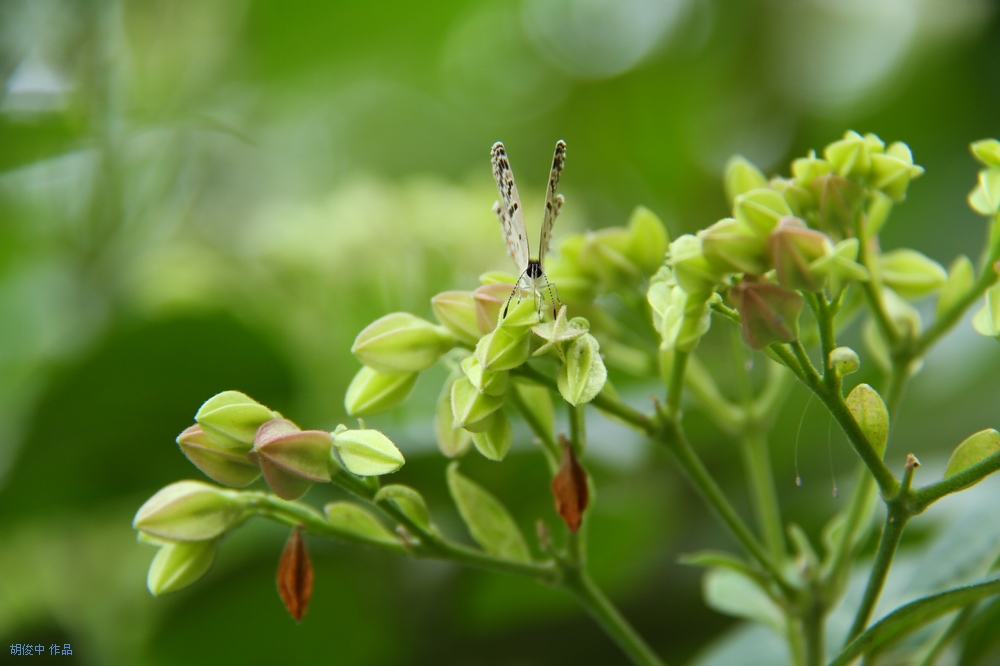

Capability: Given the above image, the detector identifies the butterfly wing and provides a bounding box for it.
[538,140,566,267]
[491,141,530,271]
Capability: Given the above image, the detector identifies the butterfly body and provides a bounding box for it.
[490,140,566,318]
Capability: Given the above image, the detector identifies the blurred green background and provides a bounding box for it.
[2,1,1000,664]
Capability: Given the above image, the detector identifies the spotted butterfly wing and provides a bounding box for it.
[491,141,530,272]
[538,140,566,267]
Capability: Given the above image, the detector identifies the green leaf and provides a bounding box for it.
[373,484,432,530]
[936,255,974,319]
[702,567,784,633]
[831,577,1000,666]
[846,384,889,459]
[323,502,400,546]
[434,373,472,458]
[680,550,768,587]
[943,429,1000,482]
[446,463,530,562]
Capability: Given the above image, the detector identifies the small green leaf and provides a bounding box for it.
[679,550,768,587]
[373,484,432,530]
[446,463,530,562]
[943,429,1000,482]
[831,578,1000,666]
[702,567,784,633]
[331,428,405,476]
[936,255,975,319]
[323,502,400,546]
[434,374,472,458]
[846,384,889,459]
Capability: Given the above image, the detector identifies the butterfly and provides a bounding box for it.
[490,139,566,319]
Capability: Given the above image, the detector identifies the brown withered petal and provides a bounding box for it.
[551,436,589,533]
[276,525,313,623]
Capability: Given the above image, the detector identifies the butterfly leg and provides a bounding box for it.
[538,277,560,320]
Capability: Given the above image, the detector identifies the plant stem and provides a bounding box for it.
[508,383,561,470]
[563,567,666,666]
[845,457,919,643]
[911,449,1000,510]
[802,591,825,666]
[912,234,1000,357]
[665,349,689,419]
[846,508,907,642]
[659,420,796,595]
[741,431,786,562]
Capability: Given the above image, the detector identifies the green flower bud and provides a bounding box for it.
[177,424,261,488]
[728,280,804,350]
[625,206,670,275]
[431,291,481,346]
[791,150,833,188]
[864,191,893,237]
[647,268,685,350]
[809,174,865,235]
[937,255,975,318]
[863,133,886,155]
[828,346,860,376]
[809,238,870,296]
[475,325,531,371]
[670,234,723,296]
[580,228,643,291]
[883,287,924,339]
[473,282,512,333]
[968,168,1000,216]
[133,481,243,542]
[351,312,455,374]
[451,375,504,432]
[498,291,544,329]
[870,142,923,202]
[531,309,589,360]
[344,366,418,416]
[460,353,508,396]
[724,155,769,207]
[195,391,280,453]
[879,249,947,300]
[944,429,1000,482]
[972,282,1000,338]
[557,333,607,406]
[699,217,769,276]
[970,139,1000,168]
[434,373,473,458]
[824,130,872,179]
[766,217,832,292]
[845,384,888,459]
[331,428,405,476]
[252,419,332,501]
[675,291,715,353]
[471,409,513,461]
[146,538,219,596]
[733,188,794,236]
[769,177,817,218]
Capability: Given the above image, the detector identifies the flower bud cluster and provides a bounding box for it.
[653,131,929,351]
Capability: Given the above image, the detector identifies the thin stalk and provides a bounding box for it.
[563,568,666,666]
[665,349,689,419]
[659,420,796,595]
[741,431,786,563]
[803,591,825,666]
[846,457,919,642]
[845,508,908,641]
[912,234,1000,357]
[508,384,561,470]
